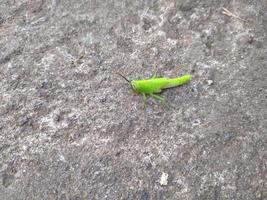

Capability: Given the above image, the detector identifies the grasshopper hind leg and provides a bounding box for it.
[151,94,165,104]
[150,93,170,108]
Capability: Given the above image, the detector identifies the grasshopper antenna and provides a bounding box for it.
[116,72,130,83]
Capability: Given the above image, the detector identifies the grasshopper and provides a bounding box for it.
[117,72,192,105]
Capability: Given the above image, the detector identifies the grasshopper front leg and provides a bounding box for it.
[142,93,148,108]
[150,70,159,79]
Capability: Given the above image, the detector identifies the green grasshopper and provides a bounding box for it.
[117,72,192,105]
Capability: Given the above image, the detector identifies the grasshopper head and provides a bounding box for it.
[130,81,139,93]
[116,72,139,93]
[117,72,132,87]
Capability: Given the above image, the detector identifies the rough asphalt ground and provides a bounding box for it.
[0,0,266,199]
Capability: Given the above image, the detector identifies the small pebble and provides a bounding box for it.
[207,80,214,86]
[160,172,168,186]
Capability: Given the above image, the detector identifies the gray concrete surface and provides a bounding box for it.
[0,0,266,199]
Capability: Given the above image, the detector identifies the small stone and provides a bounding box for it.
[160,172,168,186]
[2,173,15,188]
[179,0,195,11]
[140,190,149,200]
[207,80,214,86]
[222,132,234,142]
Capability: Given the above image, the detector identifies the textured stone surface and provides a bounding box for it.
[0,0,266,199]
